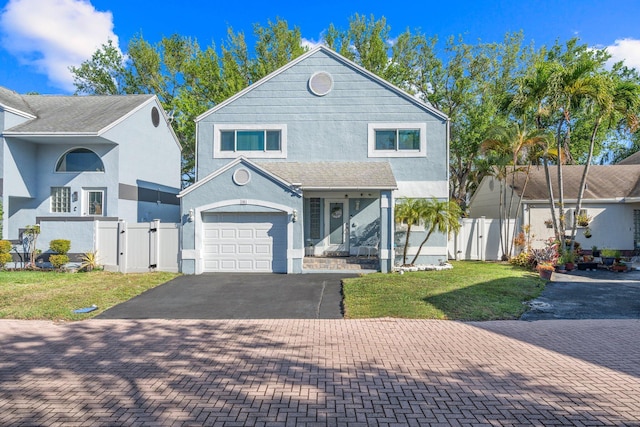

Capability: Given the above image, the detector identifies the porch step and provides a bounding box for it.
[303,256,379,271]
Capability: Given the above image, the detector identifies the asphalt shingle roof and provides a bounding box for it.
[0,86,34,116]
[510,165,640,200]
[618,151,640,165]
[258,161,397,189]
[1,87,154,134]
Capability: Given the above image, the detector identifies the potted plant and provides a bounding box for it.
[544,219,553,228]
[583,228,592,238]
[600,248,620,266]
[575,212,592,227]
[591,246,600,257]
[560,251,576,271]
[537,263,555,279]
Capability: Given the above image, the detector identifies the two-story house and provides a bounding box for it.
[0,86,181,260]
[179,46,449,273]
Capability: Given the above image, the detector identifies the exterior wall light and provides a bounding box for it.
[292,209,298,222]
[188,208,195,222]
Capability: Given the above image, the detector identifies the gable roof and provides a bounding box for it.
[618,151,640,165]
[258,161,397,190]
[508,165,640,201]
[2,91,156,135]
[196,45,449,122]
[178,157,299,198]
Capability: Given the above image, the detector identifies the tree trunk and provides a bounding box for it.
[569,117,601,251]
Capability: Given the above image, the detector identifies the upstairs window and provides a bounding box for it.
[56,148,104,172]
[368,123,427,158]
[221,130,281,152]
[214,124,287,159]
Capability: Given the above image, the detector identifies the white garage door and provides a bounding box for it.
[202,212,287,272]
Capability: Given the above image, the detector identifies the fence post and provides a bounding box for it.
[479,216,486,261]
[149,219,159,271]
[118,220,127,273]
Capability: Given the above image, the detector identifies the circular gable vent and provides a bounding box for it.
[233,168,251,186]
[309,71,333,96]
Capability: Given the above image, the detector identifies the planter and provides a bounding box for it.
[538,268,553,280]
[565,262,575,271]
[612,264,628,272]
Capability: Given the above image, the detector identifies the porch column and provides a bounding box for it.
[379,190,394,273]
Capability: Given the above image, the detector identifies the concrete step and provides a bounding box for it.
[303,256,378,271]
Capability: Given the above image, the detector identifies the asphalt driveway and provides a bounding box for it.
[521,268,640,320]
[96,273,359,319]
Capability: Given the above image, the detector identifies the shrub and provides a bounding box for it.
[80,251,100,272]
[49,239,71,255]
[49,254,70,269]
[0,252,12,268]
[0,239,12,254]
[509,252,535,269]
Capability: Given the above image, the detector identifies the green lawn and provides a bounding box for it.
[1,262,542,322]
[343,261,544,320]
[0,270,179,321]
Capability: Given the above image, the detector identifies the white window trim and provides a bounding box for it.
[367,122,427,158]
[213,124,287,159]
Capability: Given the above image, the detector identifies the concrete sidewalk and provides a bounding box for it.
[1,318,639,426]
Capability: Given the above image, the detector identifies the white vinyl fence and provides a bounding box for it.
[448,217,517,261]
[96,220,180,273]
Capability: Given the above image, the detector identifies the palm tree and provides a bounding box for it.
[481,123,549,258]
[394,198,423,265]
[410,198,462,266]
[568,74,640,250]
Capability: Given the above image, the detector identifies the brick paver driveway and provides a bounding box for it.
[1,319,639,426]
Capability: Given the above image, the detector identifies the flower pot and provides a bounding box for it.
[538,268,553,280]
[565,262,575,271]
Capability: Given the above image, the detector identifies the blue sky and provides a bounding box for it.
[1,0,640,95]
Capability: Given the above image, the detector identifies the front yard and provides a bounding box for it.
[0,262,543,321]
[343,261,544,320]
[0,270,179,321]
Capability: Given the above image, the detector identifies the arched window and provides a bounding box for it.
[56,148,104,172]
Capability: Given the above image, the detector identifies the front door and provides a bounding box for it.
[324,199,349,254]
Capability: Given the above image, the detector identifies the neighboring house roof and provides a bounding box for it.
[508,165,640,201]
[196,45,449,122]
[258,161,398,190]
[618,151,640,165]
[3,91,156,135]
[0,86,36,118]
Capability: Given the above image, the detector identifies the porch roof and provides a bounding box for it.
[257,161,398,190]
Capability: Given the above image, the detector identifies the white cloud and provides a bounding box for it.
[0,0,119,91]
[605,38,640,70]
[301,38,322,50]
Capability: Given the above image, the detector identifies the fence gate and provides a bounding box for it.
[448,217,516,261]
[97,220,179,273]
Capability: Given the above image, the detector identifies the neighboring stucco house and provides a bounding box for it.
[179,46,450,274]
[468,164,640,253]
[0,86,182,260]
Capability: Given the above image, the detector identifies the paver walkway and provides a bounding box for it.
[1,319,639,426]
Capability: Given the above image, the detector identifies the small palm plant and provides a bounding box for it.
[80,250,100,272]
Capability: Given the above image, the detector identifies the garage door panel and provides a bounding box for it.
[202,212,287,273]
[238,229,253,239]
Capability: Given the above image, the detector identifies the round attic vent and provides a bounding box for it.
[309,71,333,96]
[151,107,160,127]
[233,168,251,186]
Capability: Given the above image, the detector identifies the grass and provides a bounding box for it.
[0,270,179,321]
[342,261,544,320]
